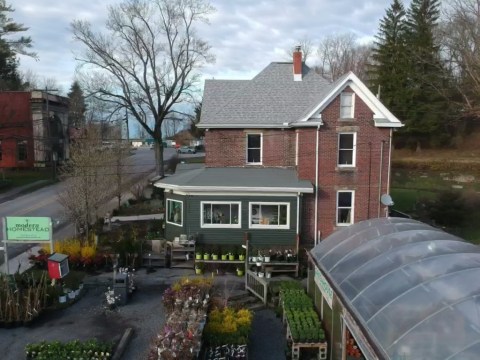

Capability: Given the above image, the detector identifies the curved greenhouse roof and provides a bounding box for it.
[311,217,480,360]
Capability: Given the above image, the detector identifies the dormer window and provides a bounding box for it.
[340,92,355,119]
[246,133,262,164]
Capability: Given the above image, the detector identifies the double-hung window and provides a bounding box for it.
[340,92,354,119]
[249,202,289,229]
[246,133,262,164]
[201,202,241,228]
[166,199,183,226]
[17,140,27,161]
[337,191,354,226]
[338,133,356,167]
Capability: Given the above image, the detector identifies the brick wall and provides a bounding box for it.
[299,87,391,240]
[205,129,296,167]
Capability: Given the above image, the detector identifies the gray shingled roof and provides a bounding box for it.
[154,166,313,193]
[200,63,333,127]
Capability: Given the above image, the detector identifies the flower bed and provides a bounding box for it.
[149,277,213,360]
[202,307,252,360]
[25,339,113,359]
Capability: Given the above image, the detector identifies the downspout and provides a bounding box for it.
[387,129,393,195]
[296,193,300,236]
[377,141,385,218]
[314,124,320,245]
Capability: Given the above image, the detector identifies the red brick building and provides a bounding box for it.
[0,91,69,168]
[155,48,402,254]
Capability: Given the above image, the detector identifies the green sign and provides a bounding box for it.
[5,217,51,241]
[314,267,333,309]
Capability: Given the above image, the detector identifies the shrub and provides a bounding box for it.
[203,307,253,346]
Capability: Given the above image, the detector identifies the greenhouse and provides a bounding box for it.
[309,217,480,360]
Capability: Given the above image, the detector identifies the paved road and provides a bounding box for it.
[0,147,177,268]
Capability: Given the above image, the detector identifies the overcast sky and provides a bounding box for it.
[12,0,395,94]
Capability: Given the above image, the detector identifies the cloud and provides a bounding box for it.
[11,0,391,91]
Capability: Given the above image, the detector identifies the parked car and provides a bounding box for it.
[178,146,196,154]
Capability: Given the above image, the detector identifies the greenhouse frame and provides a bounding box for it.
[308,217,480,360]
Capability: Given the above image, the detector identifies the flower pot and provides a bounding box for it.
[266,272,272,279]
[258,272,264,278]
[195,254,202,260]
[203,254,210,260]
[221,254,228,260]
[239,255,245,261]
[59,295,67,303]
[256,261,262,267]
[251,256,257,262]
[68,291,76,300]
[229,255,235,261]
[78,283,84,290]
[75,289,80,297]
[212,254,219,260]
[195,268,203,275]
[258,256,264,262]
[236,270,244,276]
[264,256,271,263]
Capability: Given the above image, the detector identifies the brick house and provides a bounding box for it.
[0,91,69,168]
[154,48,402,263]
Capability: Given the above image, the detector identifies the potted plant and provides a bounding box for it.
[195,264,203,275]
[212,253,219,261]
[264,250,271,262]
[228,252,235,261]
[203,252,210,261]
[258,271,264,278]
[221,252,228,261]
[236,267,244,276]
[196,248,203,260]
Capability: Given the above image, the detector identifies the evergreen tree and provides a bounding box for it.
[403,0,450,149]
[0,0,35,90]
[67,81,87,127]
[369,0,409,117]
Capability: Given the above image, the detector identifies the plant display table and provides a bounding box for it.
[280,285,328,360]
[151,278,212,359]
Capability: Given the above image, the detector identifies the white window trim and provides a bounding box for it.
[166,199,183,227]
[200,201,242,228]
[336,190,354,226]
[246,133,263,165]
[249,202,290,229]
[338,132,356,167]
[340,92,355,119]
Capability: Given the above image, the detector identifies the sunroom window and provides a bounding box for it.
[166,199,183,226]
[249,202,289,229]
[202,202,241,228]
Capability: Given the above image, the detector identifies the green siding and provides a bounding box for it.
[165,194,299,247]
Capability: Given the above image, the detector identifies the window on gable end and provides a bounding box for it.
[337,190,354,226]
[338,133,356,167]
[340,92,354,119]
[246,133,262,164]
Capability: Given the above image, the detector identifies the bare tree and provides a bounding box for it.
[109,140,133,209]
[284,37,315,62]
[71,0,214,178]
[57,125,114,238]
[440,0,480,118]
[315,33,372,81]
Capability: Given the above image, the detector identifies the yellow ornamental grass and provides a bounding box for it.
[81,245,96,259]
[41,238,96,258]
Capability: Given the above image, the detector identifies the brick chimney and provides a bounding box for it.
[293,45,302,81]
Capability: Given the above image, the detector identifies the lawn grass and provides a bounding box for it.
[0,168,55,193]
